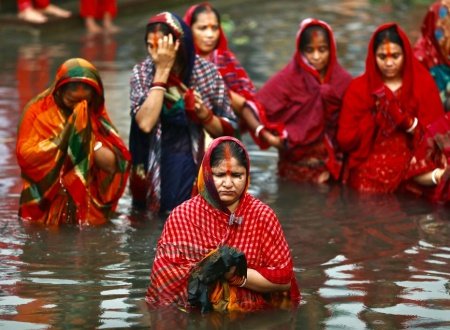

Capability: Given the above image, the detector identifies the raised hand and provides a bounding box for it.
[149,33,180,76]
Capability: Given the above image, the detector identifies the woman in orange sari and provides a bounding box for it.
[146,136,300,312]
[16,58,130,226]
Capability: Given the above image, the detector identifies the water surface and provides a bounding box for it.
[0,0,449,328]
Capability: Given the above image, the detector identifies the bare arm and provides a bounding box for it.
[242,268,290,293]
[135,34,179,133]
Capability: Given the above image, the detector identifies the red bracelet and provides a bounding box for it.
[200,110,214,125]
[151,81,168,89]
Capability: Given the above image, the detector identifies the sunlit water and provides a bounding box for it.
[0,0,449,328]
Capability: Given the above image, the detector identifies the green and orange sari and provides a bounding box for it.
[16,58,130,226]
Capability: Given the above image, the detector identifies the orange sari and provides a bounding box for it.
[16,58,130,225]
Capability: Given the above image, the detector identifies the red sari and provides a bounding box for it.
[337,23,444,193]
[256,19,352,182]
[146,136,300,311]
[183,4,285,149]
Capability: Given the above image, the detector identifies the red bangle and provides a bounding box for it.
[151,81,168,89]
[200,110,214,125]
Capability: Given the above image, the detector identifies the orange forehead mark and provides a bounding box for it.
[224,144,232,175]
[152,33,159,50]
[207,24,215,29]
[383,37,391,58]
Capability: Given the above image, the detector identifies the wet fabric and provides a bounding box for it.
[337,23,444,193]
[128,12,237,213]
[184,3,285,149]
[17,0,49,11]
[256,18,352,181]
[414,113,450,203]
[188,245,247,313]
[16,58,131,225]
[145,136,300,311]
[414,0,450,111]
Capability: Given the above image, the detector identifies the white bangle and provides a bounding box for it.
[431,168,441,185]
[149,86,167,92]
[406,117,418,133]
[94,141,103,152]
[239,276,247,288]
[255,125,265,138]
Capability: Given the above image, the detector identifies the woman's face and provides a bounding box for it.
[302,31,330,74]
[375,41,404,80]
[146,31,165,57]
[191,11,220,56]
[61,83,93,109]
[212,156,247,212]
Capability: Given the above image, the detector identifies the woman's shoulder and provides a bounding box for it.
[241,194,278,219]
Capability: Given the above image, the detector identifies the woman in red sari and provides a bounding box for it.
[16,58,131,226]
[183,3,285,149]
[337,23,444,193]
[146,136,300,312]
[256,18,352,183]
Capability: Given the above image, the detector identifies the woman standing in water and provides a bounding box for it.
[146,136,300,311]
[16,58,131,226]
[256,18,352,183]
[337,23,444,193]
[129,12,237,214]
[184,3,285,149]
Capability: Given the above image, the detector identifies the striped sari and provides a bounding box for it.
[16,58,130,226]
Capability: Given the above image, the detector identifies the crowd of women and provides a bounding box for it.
[14,0,450,315]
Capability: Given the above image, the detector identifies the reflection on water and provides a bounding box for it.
[0,0,449,328]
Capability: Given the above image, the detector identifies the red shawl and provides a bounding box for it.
[255,18,352,178]
[184,4,285,148]
[337,23,444,186]
[413,0,450,68]
[146,136,300,311]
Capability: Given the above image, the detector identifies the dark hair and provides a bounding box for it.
[145,22,188,79]
[189,4,221,26]
[210,141,248,171]
[299,25,330,52]
[373,26,403,53]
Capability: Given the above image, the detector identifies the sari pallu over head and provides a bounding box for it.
[16,58,131,226]
[183,4,285,149]
[337,23,444,174]
[146,136,300,311]
[129,12,237,212]
[255,18,352,177]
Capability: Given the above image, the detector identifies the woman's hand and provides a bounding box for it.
[150,34,180,80]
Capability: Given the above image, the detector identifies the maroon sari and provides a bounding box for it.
[256,18,352,182]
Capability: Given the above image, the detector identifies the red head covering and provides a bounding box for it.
[197,136,250,214]
[183,2,228,53]
[337,23,444,171]
[256,18,352,148]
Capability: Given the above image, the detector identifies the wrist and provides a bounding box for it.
[406,117,418,133]
[255,125,265,139]
[431,168,445,185]
[199,109,214,125]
